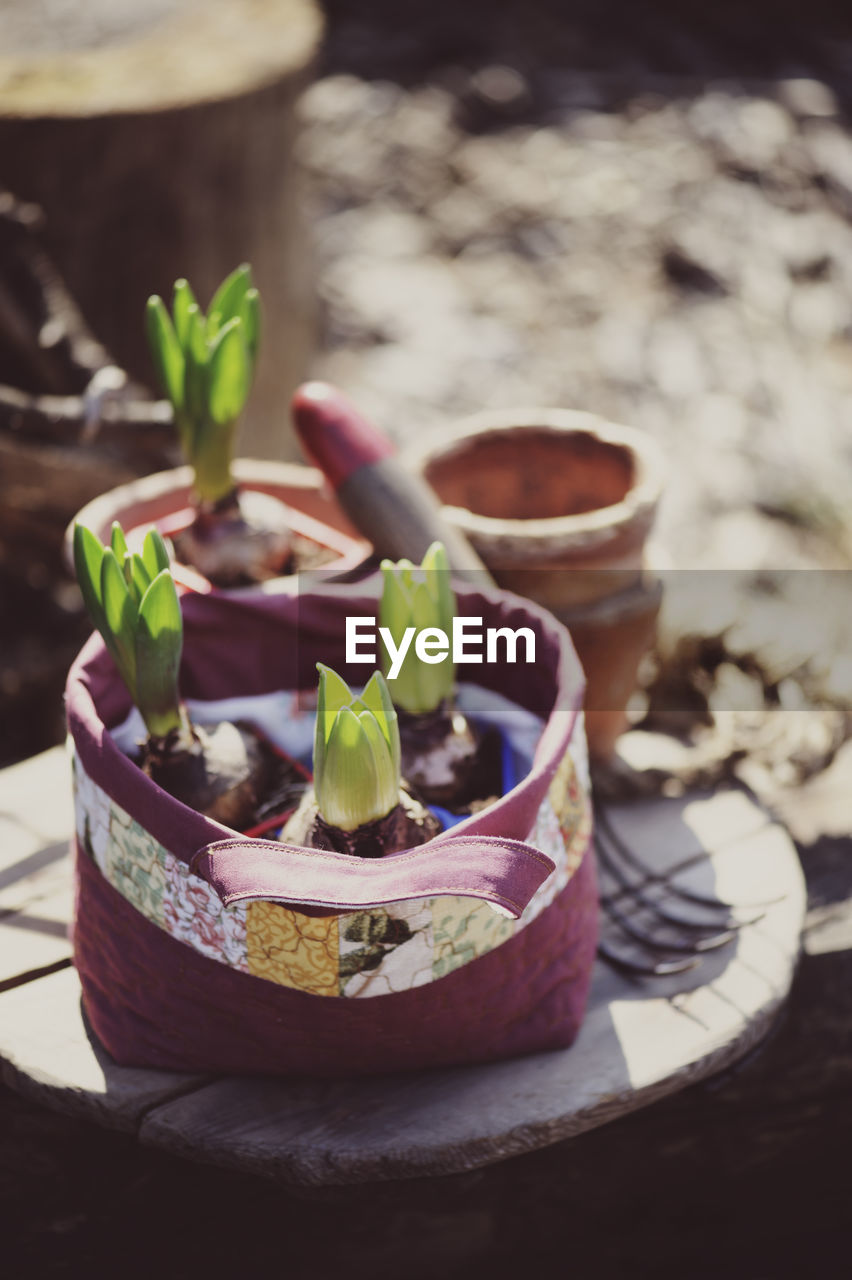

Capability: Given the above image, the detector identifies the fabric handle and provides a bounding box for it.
[190,834,555,919]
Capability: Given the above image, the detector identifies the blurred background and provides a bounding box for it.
[2,3,852,1274]
[2,0,852,766]
[3,0,852,768]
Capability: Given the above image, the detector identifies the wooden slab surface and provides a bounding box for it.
[0,747,806,1184]
[140,807,804,1184]
[0,746,74,987]
[0,966,208,1132]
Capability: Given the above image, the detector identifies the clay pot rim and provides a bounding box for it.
[64,459,370,595]
[404,407,665,555]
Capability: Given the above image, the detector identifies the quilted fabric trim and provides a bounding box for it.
[71,743,591,999]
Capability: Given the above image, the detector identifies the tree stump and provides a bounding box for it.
[0,0,323,459]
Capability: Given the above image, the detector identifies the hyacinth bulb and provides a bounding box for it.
[379,541,457,716]
[73,521,188,741]
[313,665,401,831]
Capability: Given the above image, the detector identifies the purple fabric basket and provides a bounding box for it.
[66,579,598,1077]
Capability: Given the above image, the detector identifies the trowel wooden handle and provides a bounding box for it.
[291,383,493,584]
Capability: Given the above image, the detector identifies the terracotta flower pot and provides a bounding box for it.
[65,459,370,594]
[66,577,598,1077]
[404,409,665,761]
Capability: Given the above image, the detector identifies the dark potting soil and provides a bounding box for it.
[249,755,313,829]
[399,704,504,813]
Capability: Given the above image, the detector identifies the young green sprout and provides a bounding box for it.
[281,664,440,857]
[313,665,400,830]
[73,521,189,742]
[379,541,456,716]
[146,265,260,504]
[73,521,283,830]
[378,542,497,812]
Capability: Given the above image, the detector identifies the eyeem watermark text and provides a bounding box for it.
[346,616,536,679]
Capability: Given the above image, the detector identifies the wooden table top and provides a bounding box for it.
[0,746,805,1186]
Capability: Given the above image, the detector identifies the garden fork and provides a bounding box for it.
[593,801,774,976]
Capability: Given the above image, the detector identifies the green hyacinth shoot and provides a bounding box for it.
[73,522,186,740]
[145,265,261,503]
[314,665,401,831]
[379,541,457,716]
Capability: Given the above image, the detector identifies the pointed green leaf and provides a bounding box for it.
[317,707,380,830]
[379,543,457,714]
[422,540,456,635]
[100,549,138,696]
[358,670,400,778]
[184,305,209,434]
[172,278,197,350]
[379,565,413,656]
[145,296,185,412]
[72,522,108,637]
[239,287,261,371]
[188,304,209,362]
[163,285,197,459]
[379,565,436,712]
[421,542,442,573]
[207,314,240,356]
[207,318,250,426]
[125,552,151,607]
[138,567,182,645]
[110,522,128,561]
[315,662,350,785]
[135,570,184,738]
[358,709,398,817]
[411,579,436,631]
[316,664,354,744]
[209,264,252,326]
[141,527,171,578]
[121,550,136,599]
[358,670,391,740]
[313,666,401,828]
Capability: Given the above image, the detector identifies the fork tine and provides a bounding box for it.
[597,875,737,954]
[597,935,702,977]
[595,832,764,934]
[595,806,776,911]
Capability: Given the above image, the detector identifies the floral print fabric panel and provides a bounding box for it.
[71,753,249,970]
[106,802,169,928]
[163,856,248,972]
[431,896,515,979]
[549,743,594,877]
[517,742,593,920]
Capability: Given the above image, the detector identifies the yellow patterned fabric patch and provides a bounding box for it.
[549,748,587,841]
[246,901,340,995]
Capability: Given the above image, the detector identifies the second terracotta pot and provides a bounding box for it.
[404,408,665,760]
[66,459,370,594]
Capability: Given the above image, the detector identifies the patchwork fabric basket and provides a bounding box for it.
[66,579,598,1077]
